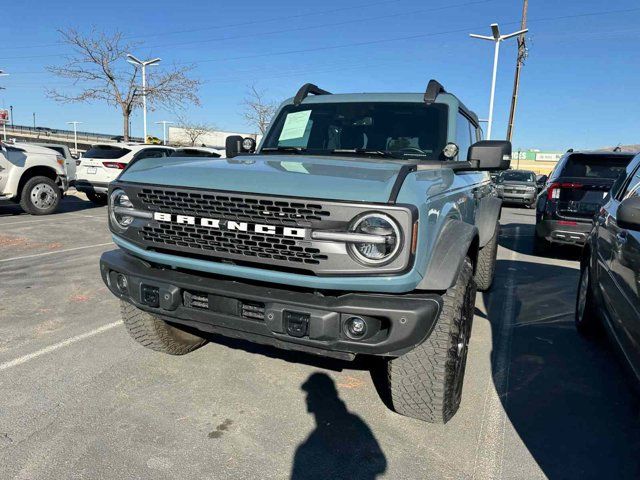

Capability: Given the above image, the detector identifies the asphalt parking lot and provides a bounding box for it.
[1,194,639,480]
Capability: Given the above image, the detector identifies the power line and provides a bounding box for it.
[1,0,411,51]
[0,0,492,61]
[2,4,639,79]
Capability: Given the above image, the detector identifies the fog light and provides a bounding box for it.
[116,274,128,294]
[346,316,367,338]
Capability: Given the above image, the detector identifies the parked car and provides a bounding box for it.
[75,143,174,204]
[535,150,635,251]
[495,169,538,208]
[99,80,510,423]
[28,142,77,184]
[0,142,68,214]
[576,152,640,385]
[170,146,225,158]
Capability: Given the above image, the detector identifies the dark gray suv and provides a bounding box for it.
[576,152,640,385]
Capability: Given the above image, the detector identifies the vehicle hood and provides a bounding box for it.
[13,144,59,156]
[498,181,535,187]
[118,154,411,202]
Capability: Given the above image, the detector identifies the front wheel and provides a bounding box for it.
[86,191,108,205]
[475,221,499,291]
[19,176,61,215]
[385,257,476,423]
[120,301,207,355]
[575,261,602,337]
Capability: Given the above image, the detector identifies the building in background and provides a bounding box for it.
[168,127,260,149]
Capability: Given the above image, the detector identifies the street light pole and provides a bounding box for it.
[66,121,82,153]
[126,54,161,143]
[155,120,173,145]
[470,24,528,140]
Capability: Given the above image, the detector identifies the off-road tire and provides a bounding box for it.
[19,176,61,215]
[575,261,602,337]
[120,301,207,355]
[475,221,499,291]
[386,257,476,423]
[86,192,108,205]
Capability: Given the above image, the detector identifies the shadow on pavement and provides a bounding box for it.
[0,192,104,217]
[499,222,583,261]
[290,372,387,480]
[485,259,640,479]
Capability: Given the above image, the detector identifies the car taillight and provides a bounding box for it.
[103,162,126,169]
[547,182,583,200]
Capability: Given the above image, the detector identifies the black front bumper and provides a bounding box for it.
[100,249,443,360]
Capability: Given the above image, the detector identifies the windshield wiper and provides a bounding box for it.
[261,146,306,154]
[330,149,403,159]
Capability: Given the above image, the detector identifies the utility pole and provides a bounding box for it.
[470,24,528,140]
[155,120,173,145]
[0,71,8,141]
[32,112,36,129]
[126,54,161,143]
[506,0,529,142]
[67,121,82,154]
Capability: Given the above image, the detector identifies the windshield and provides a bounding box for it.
[262,102,449,160]
[498,171,535,183]
[84,146,130,159]
[559,154,632,180]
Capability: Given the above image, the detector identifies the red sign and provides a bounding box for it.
[0,110,8,125]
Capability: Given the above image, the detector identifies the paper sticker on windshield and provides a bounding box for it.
[278,110,311,141]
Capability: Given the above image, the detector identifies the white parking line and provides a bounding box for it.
[0,214,104,227]
[0,321,123,372]
[0,242,113,263]
[472,225,519,480]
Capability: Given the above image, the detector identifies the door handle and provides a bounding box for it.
[616,230,628,245]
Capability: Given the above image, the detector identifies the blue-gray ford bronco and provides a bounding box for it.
[100,80,511,423]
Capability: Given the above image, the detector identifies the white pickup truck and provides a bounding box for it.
[0,142,68,215]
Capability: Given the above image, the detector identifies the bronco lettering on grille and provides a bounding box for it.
[153,212,307,239]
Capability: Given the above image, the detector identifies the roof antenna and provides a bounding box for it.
[613,143,622,152]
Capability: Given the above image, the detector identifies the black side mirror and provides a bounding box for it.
[467,140,511,171]
[225,135,243,159]
[537,175,548,185]
[618,197,640,231]
[225,135,256,158]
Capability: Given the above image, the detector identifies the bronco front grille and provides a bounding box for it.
[137,188,330,225]
[140,223,328,265]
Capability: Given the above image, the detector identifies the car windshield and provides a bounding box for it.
[84,146,131,159]
[560,154,632,179]
[262,102,449,161]
[498,171,535,182]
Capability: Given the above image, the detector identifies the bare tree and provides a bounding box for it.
[47,28,201,141]
[242,85,277,135]
[175,115,214,146]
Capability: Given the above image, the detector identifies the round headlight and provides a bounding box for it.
[109,189,134,230]
[348,213,401,265]
[442,142,459,159]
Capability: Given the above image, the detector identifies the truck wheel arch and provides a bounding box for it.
[17,166,60,196]
[416,219,479,291]
[475,196,502,248]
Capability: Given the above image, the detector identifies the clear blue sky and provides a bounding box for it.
[1,0,638,150]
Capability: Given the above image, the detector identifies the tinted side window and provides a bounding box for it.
[456,112,472,160]
[136,149,167,160]
[621,167,640,200]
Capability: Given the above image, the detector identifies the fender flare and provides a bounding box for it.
[416,219,479,291]
[476,196,502,247]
